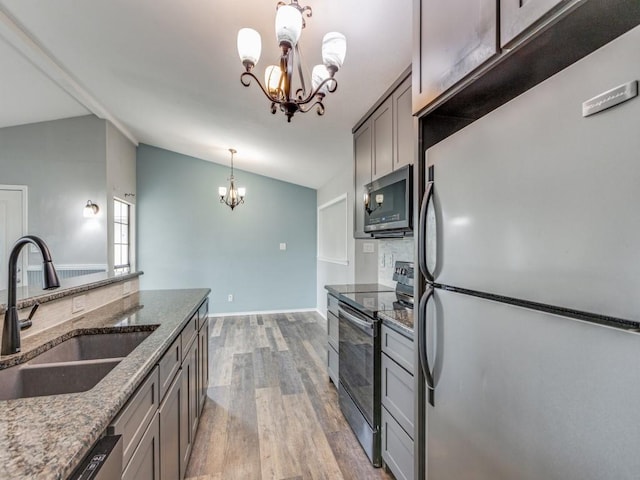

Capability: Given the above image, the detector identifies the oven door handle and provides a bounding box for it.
[338,305,375,336]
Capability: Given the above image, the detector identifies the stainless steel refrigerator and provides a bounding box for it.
[416,25,640,480]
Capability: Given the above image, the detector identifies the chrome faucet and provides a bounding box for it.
[2,235,60,355]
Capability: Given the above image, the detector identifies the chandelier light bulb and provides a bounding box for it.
[322,32,347,72]
[265,65,282,96]
[218,186,227,196]
[237,28,262,68]
[275,5,303,48]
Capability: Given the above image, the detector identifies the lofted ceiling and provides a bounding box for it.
[0,0,412,189]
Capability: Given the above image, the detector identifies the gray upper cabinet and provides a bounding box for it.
[412,0,498,115]
[354,71,413,238]
[372,97,394,181]
[394,78,414,172]
[500,0,567,46]
[354,121,373,239]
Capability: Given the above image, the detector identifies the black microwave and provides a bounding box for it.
[363,164,413,237]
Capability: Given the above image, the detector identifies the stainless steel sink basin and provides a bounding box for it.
[0,330,154,401]
[30,331,152,364]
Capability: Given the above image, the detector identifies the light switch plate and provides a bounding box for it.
[279,243,287,251]
[363,242,375,253]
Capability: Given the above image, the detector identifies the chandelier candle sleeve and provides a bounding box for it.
[237,0,346,122]
[275,5,303,48]
[237,28,262,67]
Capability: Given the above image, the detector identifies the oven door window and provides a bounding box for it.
[339,311,375,426]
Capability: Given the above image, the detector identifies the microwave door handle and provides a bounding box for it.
[419,286,436,406]
[418,181,434,282]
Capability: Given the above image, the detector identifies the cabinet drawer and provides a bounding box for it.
[381,353,414,437]
[382,407,414,480]
[109,365,159,471]
[327,294,339,317]
[198,299,209,330]
[327,311,339,351]
[181,313,198,360]
[158,336,181,400]
[328,344,339,386]
[381,324,414,374]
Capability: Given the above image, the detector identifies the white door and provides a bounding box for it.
[0,187,27,291]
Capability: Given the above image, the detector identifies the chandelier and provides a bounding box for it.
[237,0,347,122]
[218,149,246,210]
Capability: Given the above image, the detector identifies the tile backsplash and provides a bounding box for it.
[378,237,414,287]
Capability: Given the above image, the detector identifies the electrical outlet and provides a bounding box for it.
[228,294,233,302]
[122,281,132,296]
[279,243,287,251]
[385,253,394,267]
[72,295,86,314]
[363,242,375,253]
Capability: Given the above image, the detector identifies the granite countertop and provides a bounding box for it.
[379,308,414,339]
[0,271,143,315]
[0,288,210,480]
[325,283,395,295]
[325,283,414,337]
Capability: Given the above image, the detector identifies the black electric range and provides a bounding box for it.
[336,261,414,468]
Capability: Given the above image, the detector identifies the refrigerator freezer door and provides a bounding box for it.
[425,288,640,480]
[424,26,640,321]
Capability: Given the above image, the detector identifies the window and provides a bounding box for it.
[114,198,130,274]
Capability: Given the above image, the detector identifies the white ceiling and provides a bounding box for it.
[0,0,412,189]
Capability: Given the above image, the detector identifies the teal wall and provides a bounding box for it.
[136,144,317,313]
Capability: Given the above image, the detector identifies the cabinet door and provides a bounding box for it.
[501,0,567,46]
[180,339,198,478]
[372,96,394,181]
[198,320,209,415]
[413,0,498,114]
[381,407,414,480]
[159,369,183,480]
[122,412,160,480]
[354,121,373,238]
[393,77,415,171]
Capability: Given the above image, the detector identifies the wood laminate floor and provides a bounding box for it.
[185,311,394,480]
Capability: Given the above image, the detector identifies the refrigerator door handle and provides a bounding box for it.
[418,181,434,283]
[419,285,436,406]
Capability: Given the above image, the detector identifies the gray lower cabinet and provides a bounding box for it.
[380,324,414,480]
[107,298,209,480]
[109,366,160,473]
[122,411,161,480]
[381,408,414,480]
[159,368,183,480]
[180,338,197,479]
[327,295,339,386]
[198,316,209,415]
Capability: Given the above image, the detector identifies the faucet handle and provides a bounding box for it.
[19,303,39,330]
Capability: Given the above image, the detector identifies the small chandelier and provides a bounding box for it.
[237,0,347,122]
[218,149,246,210]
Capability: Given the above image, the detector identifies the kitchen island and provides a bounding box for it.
[0,288,210,479]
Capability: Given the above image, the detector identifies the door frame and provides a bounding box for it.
[0,185,28,286]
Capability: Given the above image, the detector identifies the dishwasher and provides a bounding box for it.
[68,435,122,480]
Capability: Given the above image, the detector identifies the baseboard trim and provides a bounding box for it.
[209,307,319,318]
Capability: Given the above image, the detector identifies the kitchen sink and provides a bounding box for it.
[0,330,154,401]
[30,331,153,364]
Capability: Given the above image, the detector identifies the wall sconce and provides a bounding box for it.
[364,193,384,214]
[83,200,100,218]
